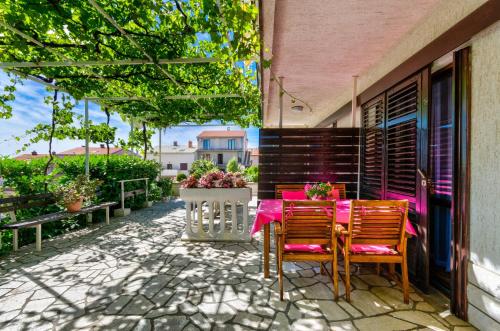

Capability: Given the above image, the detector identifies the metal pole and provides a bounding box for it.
[120,181,125,211]
[158,128,162,178]
[279,77,284,128]
[351,76,362,199]
[84,99,90,177]
[351,76,358,127]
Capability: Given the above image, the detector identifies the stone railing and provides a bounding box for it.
[180,187,252,241]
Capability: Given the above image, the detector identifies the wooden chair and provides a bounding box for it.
[275,184,305,199]
[330,183,347,199]
[337,200,410,303]
[275,200,338,300]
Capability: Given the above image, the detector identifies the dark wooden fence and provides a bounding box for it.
[258,128,360,199]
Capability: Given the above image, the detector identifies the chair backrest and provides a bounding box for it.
[347,200,408,247]
[0,193,56,213]
[330,183,347,199]
[282,200,336,246]
[275,184,305,199]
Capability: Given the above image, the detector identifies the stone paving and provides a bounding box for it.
[0,200,475,330]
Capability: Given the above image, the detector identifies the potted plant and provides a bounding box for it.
[305,182,334,200]
[55,175,101,212]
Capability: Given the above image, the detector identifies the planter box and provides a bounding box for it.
[180,187,252,242]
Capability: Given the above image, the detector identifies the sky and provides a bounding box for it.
[0,71,259,157]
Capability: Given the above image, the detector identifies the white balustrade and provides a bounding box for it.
[180,188,252,241]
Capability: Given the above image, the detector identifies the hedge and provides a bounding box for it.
[0,155,161,254]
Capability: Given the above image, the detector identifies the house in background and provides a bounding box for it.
[59,145,133,156]
[196,129,250,168]
[148,141,197,177]
[249,148,259,166]
[14,144,133,160]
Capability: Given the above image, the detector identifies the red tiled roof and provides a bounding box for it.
[14,154,49,160]
[60,146,124,155]
[197,130,245,138]
[250,148,259,156]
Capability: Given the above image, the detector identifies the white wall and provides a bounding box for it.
[147,152,196,176]
[467,21,500,330]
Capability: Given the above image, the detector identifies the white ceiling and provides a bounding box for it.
[261,0,442,127]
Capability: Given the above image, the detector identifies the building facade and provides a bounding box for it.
[148,141,197,177]
[196,130,250,168]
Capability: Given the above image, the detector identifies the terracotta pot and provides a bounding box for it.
[66,197,83,212]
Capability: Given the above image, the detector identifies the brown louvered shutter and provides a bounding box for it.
[361,95,385,199]
[385,76,419,204]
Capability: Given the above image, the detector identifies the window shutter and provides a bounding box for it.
[385,77,419,200]
[361,96,385,199]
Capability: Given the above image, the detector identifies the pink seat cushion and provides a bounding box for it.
[284,244,325,253]
[350,244,398,255]
[282,190,307,200]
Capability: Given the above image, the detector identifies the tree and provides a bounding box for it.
[189,159,218,179]
[0,0,261,129]
[226,157,241,173]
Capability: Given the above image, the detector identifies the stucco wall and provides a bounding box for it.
[467,21,500,330]
[316,0,488,127]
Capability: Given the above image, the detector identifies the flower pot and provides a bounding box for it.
[66,197,83,212]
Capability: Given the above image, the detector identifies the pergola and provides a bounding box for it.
[0,0,260,173]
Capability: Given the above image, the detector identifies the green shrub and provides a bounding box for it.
[0,155,161,254]
[244,165,259,182]
[189,159,218,179]
[0,156,54,195]
[226,157,242,173]
[176,173,187,182]
[157,177,173,197]
[57,155,160,209]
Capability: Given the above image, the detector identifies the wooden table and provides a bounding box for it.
[251,199,417,278]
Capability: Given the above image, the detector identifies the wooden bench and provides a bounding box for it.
[0,193,117,251]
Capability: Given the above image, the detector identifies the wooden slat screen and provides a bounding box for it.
[361,96,385,199]
[258,128,359,199]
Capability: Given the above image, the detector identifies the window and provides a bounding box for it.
[203,153,211,160]
[228,139,236,150]
[217,153,223,164]
[180,163,188,170]
[202,139,211,149]
[166,163,173,170]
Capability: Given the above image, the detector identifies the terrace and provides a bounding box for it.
[0,201,470,330]
[1,1,499,330]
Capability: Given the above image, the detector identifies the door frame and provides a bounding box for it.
[450,47,471,320]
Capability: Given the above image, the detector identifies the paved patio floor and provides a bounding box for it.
[0,200,475,330]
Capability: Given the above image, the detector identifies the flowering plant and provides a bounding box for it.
[305,182,334,200]
[180,175,198,188]
[199,171,224,188]
[180,171,248,189]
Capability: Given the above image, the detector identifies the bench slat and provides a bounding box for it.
[1,201,118,229]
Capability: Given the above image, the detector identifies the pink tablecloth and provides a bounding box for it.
[251,199,417,237]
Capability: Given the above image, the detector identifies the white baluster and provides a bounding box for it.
[219,200,226,235]
[197,200,203,237]
[242,202,249,235]
[231,202,237,234]
[208,201,214,237]
[186,201,192,235]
